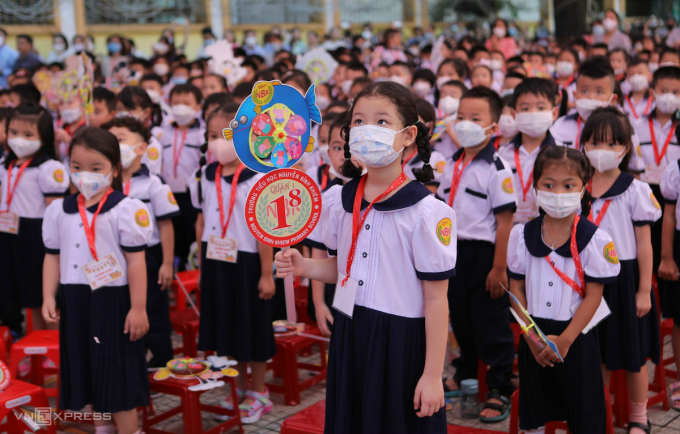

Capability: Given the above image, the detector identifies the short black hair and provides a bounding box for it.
[5,103,56,165]
[282,70,312,92]
[461,86,503,123]
[609,48,629,64]
[513,77,557,107]
[16,34,33,45]
[70,126,123,192]
[591,43,609,53]
[346,61,368,76]
[504,71,526,82]
[578,55,615,86]
[469,45,489,59]
[117,86,153,111]
[660,48,680,62]
[202,92,234,119]
[391,60,413,74]
[130,57,151,70]
[205,74,228,91]
[652,65,680,88]
[413,68,436,87]
[93,87,116,112]
[233,82,254,99]
[9,83,41,104]
[140,73,163,87]
[627,57,648,69]
[438,58,468,80]
[415,98,436,124]
[101,116,151,143]
[441,79,467,95]
[326,100,350,113]
[580,106,632,171]
[169,83,202,105]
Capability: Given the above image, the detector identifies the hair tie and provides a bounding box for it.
[415,120,421,125]
[423,161,431,166]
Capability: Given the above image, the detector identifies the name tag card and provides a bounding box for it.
[333,273,358,318]
[207,235,238,263]
[645,164,666,185]
[515,200,537,224]
[0,212,19,235]
[83,253,124,290]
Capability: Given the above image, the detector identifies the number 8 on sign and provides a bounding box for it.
[245,169,322,248]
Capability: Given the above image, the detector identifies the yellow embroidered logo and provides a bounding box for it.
[651,192,661,209]
[147,148,159,161]
[436,161,446,174]
[436,218,452,246]
[636,145,642,157]
[168,192,177,205]
[135,209,150,227]
[603,241,619,264]
[502,177,514,194]
[53,169,64,183]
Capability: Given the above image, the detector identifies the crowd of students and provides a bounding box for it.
[2,9,680,434]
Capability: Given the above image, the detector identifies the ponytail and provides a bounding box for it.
[581,187,592,220]
[339,122,364,179]
[411,121,434,183]
[150,102,163,128]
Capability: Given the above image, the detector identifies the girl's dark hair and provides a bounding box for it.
[0,107,11,125]
[196,102,241,203]
[438,58,468,80]
[101,116,152,143]
[579,106,632,171]
[202,92,234,121]
[5,103,56,167]
[206,73,228,91]
[414,98,436,124]
[282,69,312,92]
[323,112,343,144]
[69,126,123,192]
[533,146,592,217]
[117,86,163,127]
[340,81,433,183]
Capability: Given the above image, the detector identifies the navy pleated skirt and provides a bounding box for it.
[197,243,276,362]
[661,229,680,322]
[325,305,446,434]
[0,217,44,308]
[519,317,605,434]
[598,259,661,371]
[57,284,150,413]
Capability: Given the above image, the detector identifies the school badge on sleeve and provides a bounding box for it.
[502,177,514,194]
[437,218,452,246]
[147,148,160,161]
[168,192,178,205]
[603,241,619,264]
[53,169,64,183]
[135,209,150,227]
[651,192,661,209]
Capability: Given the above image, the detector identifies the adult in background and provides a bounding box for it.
[0,28,19,89]
[13,35,43,73]
[593,9,632,52]
[46,33,70,64]
[485,19,517,60]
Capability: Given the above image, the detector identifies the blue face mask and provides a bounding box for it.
[107,42,122,54]
[508,27,518,36]
[172,76,188,85]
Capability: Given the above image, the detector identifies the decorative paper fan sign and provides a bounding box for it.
[205,40,248,90]
[78,52,94,116]
[57,70,79,104]
[295,47,338,84]
[152,356,239,392]
[0,360,11,391]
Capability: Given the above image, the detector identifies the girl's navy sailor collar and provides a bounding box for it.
[63,190,126,214]
[592,171,634,199]
[524,214,597,258]
[341,177,432,212]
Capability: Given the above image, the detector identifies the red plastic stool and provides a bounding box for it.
[171,270,200,312]
[266,325,327,406]
[610,367,670,427]
[142,371,243,434]
[508,386,614,434]
[8,330,60,399]
[0,378,56,434]
[170,309,200,358]
[0,326,12,363]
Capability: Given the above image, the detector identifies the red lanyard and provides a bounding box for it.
[65,119,86,136]
[341,172,407,287]
[586,179,611,226]
[544,215,585,298]
[214,163,245,238]
[2,158,33,213]
[625,96,652,120]
[77,188,114,262]
[123,179,130,196]
[575,116,583,149]
[514,147,533,202]
[173,128,188,178]
[320,166,329,191]
[615,73,625,82]
[649,117,677,166]
[401,149,417,168]
[448,153,473,207]
[494,136,502,150]
[557,74,575,89]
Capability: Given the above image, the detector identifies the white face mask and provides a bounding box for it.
[341,80,353,96]
[438,96,460,116]
[329,164,351,182]
[545,63,555,76]
[171,104,196,127]
[575,97,610,120]
[120,143,141,169]
[153,63,169,76]
[498,114,519,138]
[555,61,574,78]
[389,75,409,87]
[489,59,503,71]
[318,144,332,165]
[436,76,452,89]
[649,63,659,73]
[8,137,41,158]
[73,43,85,52]
[146,89,162,104]
[454,120,494,148]
[54,42,66,53]
[208,138,238,164]
[349,124,408,168]
[655,93,680,114]
[614,67,625,76]
[413,81,432,97]
[537,189,583,219]
[493,27,507,38]
[153,43,169,55]
[0,36,5,47]
[476,58,492,68]
[515,111,554,138]
[316,96,331,111]
[585,148,625,172]
[602,18,618,32]
[71,170,113,200]
[60,107,82,124]
[501,88,515,98]
[628,74,649,92]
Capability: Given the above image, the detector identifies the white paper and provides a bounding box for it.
[644,163,666,185]
[333,273,358,318]
[83,253,124,290]
[206,235,238,263]
[571,298,611,334]
[0,212,19,234]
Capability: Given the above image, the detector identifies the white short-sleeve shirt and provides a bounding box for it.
[321,180,457,318]
[590,173,662,260]
[125,165,180,246]
[42,191,152,286]
[0,155,69,218]
[622,92,654,127]
[142,135,163,176]
[158,121,205,193]
[188,162,262,254]
[507,216,621,320]
[436,143,517,243]
[404,150,446,186]
[661,160,680,230]
[550,112,582,149]
[633,111,680,185]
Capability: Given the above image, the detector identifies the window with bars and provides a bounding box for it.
[84,0,207,24]
[0,0,55,25]
[229,0,324,25]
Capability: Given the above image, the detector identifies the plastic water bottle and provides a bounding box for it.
[460,379,480,419]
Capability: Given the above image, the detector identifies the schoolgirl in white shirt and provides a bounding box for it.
[0,103,69,331]
[42,126,152,434]
[508,146,621,434]
[276,81,457,433]
[583,107,660,434]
